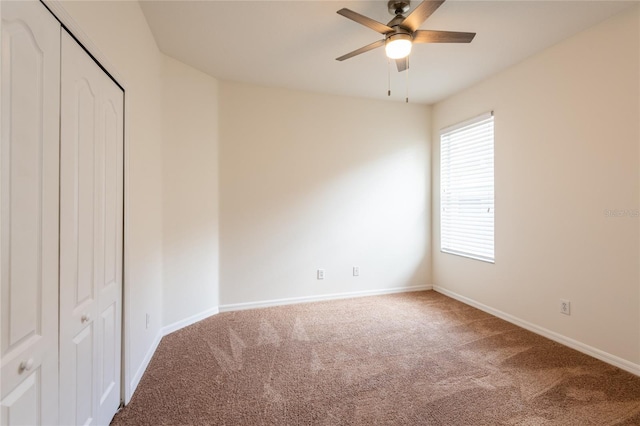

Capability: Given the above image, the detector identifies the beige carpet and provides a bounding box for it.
[112,291,640,425]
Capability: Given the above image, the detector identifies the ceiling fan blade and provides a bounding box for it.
[401,0,446,33]
[337,8,393,34]
[396,57,409,72]
[336,39,385,61]
[413,30,476,43]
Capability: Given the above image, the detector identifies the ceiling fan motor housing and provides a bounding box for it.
[388,0,411,16]
[386,32,412,44]
[385,29,412,45]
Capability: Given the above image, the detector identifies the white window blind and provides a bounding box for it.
[440,112,494,263]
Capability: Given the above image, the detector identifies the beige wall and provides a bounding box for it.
[432,6,639,365]
[57,0,166,396]
[219,82,431,306]
[162,56,219,326]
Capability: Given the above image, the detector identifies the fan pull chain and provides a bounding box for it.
[387,57,391,97]
[405,58,409,103]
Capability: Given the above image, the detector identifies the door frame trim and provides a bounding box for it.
[40,0,133,404]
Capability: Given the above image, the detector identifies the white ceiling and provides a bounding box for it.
[139,0,633,104]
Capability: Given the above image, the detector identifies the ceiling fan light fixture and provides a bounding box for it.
[385,33,412,59]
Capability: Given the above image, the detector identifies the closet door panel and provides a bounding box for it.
[0,1,60,425]
[73,324,95,424]
[1,371,39,426]
[60,30,123,426]
[60,32,99,426]
[67,79,97,309]
[96,72,123,426]
[4,22,43,346]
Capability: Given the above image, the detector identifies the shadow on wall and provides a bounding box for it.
[219,82,431,305]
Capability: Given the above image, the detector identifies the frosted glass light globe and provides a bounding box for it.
[385,37,412,59]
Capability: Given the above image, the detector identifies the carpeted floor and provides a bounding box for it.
[112,291,640,425]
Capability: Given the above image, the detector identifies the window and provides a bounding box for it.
[440,112,494,263]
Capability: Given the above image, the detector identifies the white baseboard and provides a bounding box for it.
[433,285,640,377]
[161,306,220,336]
[129,330,163,399]
[219,285,433,313]
[128,306,220,400]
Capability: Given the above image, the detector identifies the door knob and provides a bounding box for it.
[18,358,34,374]
[81,313,91,323]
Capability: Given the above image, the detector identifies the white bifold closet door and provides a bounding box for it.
[0,1,61,425]
[59,31,124,426]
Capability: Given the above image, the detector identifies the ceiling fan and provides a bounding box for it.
[336,0,476,72]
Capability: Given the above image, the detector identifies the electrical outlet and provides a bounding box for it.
[317,269,325,280]
[353,266,359,277]
[560,300,571,315]
[146,313,150,329]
